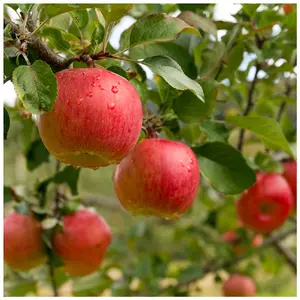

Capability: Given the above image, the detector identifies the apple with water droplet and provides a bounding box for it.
[113,138,200,219]
[237,173,293,233]
[223,274,256,296]
[4,212,47,271]
[52,209,111,277]
[282,160,297,209]
[37,68,143,169]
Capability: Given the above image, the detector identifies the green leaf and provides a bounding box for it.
[254,152,284,173]
[4,275,36,297]
[4,186,13,203]
[39,26,71,53]
[25,139,50,171]
[54,166,81,195]
[178,265,203,284]
[173,79,217,122]
[107,66,129,80]
[91,23,105,47]
[156,75,178,105]
[4,24,13,42]
[226,116,294,157]
[242,4,260,17]
[120,13,200,51]
[38,4,132,23]
[180,123,201,146]
[178,11,217,37]
[4,107,10,140]
[71,9,89,29]
[178,4,210,12]
[19,4,35,13]
[72,272,113,296]
[200,120,229,143]
[141,56,204,102]
[15,201,30,216]
[129,42,197,78]
[194,142,256,194]
[12,60,58,114]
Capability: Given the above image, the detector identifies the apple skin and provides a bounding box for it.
[4,212,47,271]
[113,138,200,219]
[52,209,111,277]
[283,4,293,14]
[282,160,297,208]
[37,68,142,169]
[237,173,293,233]
[222,230,263,256]
[223,274,256,296]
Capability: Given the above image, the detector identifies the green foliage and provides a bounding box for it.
[12,60,58,114]
[3,3,297,297]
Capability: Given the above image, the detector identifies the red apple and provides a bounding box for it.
[52,209,111,277]
[113,138,200,219]
[237,173,293,233]
[223,274,256,296]
[283,4,293,14]
[37,68,142,169]
[282,160,297,208]
[4,212,47,271]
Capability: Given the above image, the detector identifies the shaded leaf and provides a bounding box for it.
[226,116,294,157]
[25,139,50,171]
[194,142,256,194]
[71,9,89,29]
[4,186,13,203]
[200,120,229,143]
[12,60,58,114]
[173,79,217,122]
[178,11,217,37]
[107,66,129,79]
[142,56,204,101]
[178,265,203,284]
[91,23,105,47]
[54,166,81,195]
[120,13,200,51]
[14,201,30,216]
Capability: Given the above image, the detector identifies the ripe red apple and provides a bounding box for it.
[223,274,256,296]
[222,230,263,256]
[52,209,111,277]
[4,212,47,271]
[237,173,293,233]
[283,4,293,14]
[37,68,142,169]
[113,138,200,219]
[282,160,297,208]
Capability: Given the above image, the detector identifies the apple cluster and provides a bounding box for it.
[4,69,297,290]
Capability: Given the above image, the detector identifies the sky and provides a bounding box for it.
[2,3,276,106]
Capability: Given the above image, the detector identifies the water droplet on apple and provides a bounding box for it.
[186,165,191,172]
[82,71,87,77]
[108,102,115,110]
[111,86,118,94]
[98,84,105,90]
[180,160,184,167]
[78,97,83,104]
[91,82,96,87]
[117,81,121,85]
[86,92,93,97]
[67,99,71,105]
[190,159,194,164]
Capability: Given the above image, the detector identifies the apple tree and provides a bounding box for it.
[3,3,297,297]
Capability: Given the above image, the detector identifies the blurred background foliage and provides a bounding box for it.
[4,3,297,296]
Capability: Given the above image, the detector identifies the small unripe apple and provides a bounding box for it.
[52,209,111,277]
[283,4,293,14]
[37,68,142,169]
[237,173,293,233]
[282,160,297,208]
[113,138,200,219]
[4,212,47,271]
[223,274,256,296]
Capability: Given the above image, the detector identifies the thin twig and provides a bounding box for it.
[272,239,296,273]
[54,160,61,218]
[161,227,296,293]
[48,257,59,297]
[237,63,260,151]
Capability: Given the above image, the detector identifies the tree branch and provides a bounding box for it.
[48,257,59,297]
[237,62,260,151]
[272,239,296,273]
[162,226,296,293]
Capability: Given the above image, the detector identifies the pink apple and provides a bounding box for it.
[237,173,293,233]
[52,209,111,277]
[37,68,142,169]
[4,212,47,271]
[223,274,256,296]
[282,160,297,209]
[113,138,200,219]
